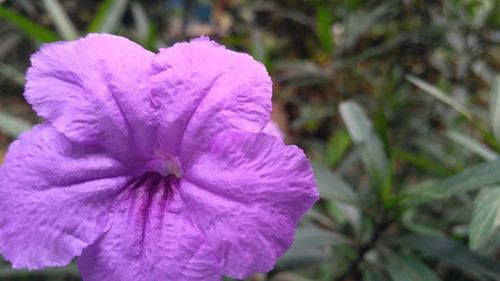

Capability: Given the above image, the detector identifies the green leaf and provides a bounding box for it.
[339,101,388,185]
[341,5,390,51]
[469,186,500,251]
[87,0,111,32]
[315,4,334,53]
[401,209,442,235]
[0,263,79,277]
[390,234,500,279]
[145,22,159,51]
[87,0,129,33]
[294,225,353,247]
[0,5,58,43]
[405,158,500,199]
[333,34,407,69]
[43,0,79,40]
[489,75,500,145]
[271,272,314,281]
[363,268,389,281]
[0,112,33,138]
[274,60,330,86]
[278,225,352,270]
[131,2,149,43]
[311,161,359,205]
[406,75,473,121]
[385,254,441,281]
[392,148,453,176]
[0,32,22,59]
[446,130,498,161]
[311,161,361,230]
[304,209,336,229]
[325,129,351,167]
[0,62,25,85]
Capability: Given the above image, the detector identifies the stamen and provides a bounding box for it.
[143,151,183,178]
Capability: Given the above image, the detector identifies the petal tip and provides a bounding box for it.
[189,35,223,48]
[191,35,211,42]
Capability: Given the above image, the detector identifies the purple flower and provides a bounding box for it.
[0,34,318,281]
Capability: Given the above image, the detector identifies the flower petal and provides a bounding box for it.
[0,123,131,269]
[262,121,284,139]
[78,173,222,281]
[150,37,272,163]
[181,131,319,279]
[25,34,156,161]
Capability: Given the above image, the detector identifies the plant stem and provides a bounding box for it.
[334,219,393,281]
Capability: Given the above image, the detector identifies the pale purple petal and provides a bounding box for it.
[0,123,131,269]
[25,34,156,162]
[2,34,317,280]
[78,173,221,281]
[181,131,319,279]
[262,121,284,139]
[150,37,272,165]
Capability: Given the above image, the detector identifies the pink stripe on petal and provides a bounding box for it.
[78,173,222,281]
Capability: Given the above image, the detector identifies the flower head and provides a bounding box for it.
[0,34,318,281]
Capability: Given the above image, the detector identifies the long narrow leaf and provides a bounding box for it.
[278,226,352,270]
[407,75,473,120]
[87,0,129,33]
[0,33,22,59]
[0,62,25,85]
[446,130,498,161]
[405,158,500,198]
[490,75,500,144]
[131,2,149,42]
[385,254,441,281]
[363,268,390,281]
[326,129,351,167]
[339,101,388,184]
[0,5,58,43]
[43,0,79,40]
[391,234,500,279]
[0,112,33,138]
[312,161,359,205]
[469,186,500,251]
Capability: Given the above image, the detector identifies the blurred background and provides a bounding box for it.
[1,0,500,280]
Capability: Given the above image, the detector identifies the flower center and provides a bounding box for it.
[144,152,183,178]
[125,171,183,214]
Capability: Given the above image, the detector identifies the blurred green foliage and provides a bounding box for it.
[0,0,500,280]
